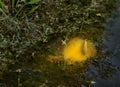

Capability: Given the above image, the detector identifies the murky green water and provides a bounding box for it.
[1,4,120,87]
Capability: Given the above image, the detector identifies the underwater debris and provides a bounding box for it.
[62,37,96,63]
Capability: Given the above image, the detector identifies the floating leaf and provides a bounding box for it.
[96,13,102,16]
[91,81,96,84]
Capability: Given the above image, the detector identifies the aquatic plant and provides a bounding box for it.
[63,37,96,63]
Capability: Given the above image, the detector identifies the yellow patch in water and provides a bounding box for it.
[62,37,96,63]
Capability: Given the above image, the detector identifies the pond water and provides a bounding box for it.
[17,7,120,86]
[1,4,120,87]
[94,7,120,87]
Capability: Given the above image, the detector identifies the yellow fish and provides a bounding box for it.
[62,37,96,63]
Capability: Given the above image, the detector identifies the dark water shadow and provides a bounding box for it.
[94,7,120,87]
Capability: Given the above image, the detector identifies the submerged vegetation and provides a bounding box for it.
[0,0,119,87]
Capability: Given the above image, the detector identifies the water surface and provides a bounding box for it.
[95,7,120,87]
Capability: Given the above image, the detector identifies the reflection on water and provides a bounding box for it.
[95,7,120,87]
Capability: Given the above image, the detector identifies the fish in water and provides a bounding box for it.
[62,37,96,63]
